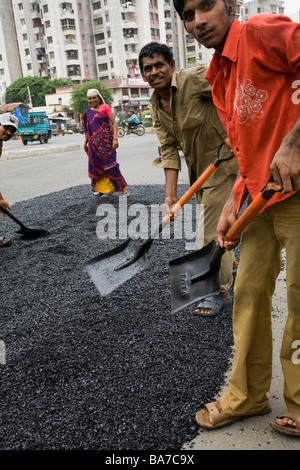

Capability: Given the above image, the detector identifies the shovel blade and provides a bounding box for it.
[85,238,150,296]
[169,240,221,313]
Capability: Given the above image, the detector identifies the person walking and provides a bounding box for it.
[139,42,239,317]
[173,0,300,436]
[0,113,19,247]
[82,89,129,197]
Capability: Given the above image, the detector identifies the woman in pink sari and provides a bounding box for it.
[82,89,129,197]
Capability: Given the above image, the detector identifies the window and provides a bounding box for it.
[97,48,106,56]
[47,36,53,44]
[45,20,51,28]
[78,3,82,10]
[25,48,30,55]
[93,1,101,10]
[141,88,149,97]
[61,19,75,30]
[20,18,25,25]
[43,4,49,13]
[27,63,32,70]
[98,63,108,71]
[18,3,23,10]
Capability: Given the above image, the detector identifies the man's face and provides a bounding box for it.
[141,53,175,92]
[182,0,235,54]
[0,125,16,142]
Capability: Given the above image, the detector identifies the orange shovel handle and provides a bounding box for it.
[225,179,281,242]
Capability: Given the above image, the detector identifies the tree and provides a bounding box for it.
[5,77,74,107]
[70,80,114,116]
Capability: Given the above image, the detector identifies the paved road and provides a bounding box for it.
[0,132,188,205]
[0,134,298,450]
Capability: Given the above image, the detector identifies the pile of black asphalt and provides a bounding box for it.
[0,184,236,450]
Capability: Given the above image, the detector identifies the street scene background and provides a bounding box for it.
[0,133,298,450]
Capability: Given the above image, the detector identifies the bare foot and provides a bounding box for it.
[275,417,297,428]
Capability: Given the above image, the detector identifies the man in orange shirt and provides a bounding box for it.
[173,0,300,436]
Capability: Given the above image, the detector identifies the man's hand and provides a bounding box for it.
[0,198,12,215]
[217,195,239,251]
[270,118,300,194]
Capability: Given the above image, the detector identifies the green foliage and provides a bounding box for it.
[5,76,74,107]
[70,80,114,116]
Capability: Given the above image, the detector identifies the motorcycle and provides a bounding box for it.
[118,120,145,137]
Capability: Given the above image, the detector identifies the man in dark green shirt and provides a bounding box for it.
[139,42,239,317]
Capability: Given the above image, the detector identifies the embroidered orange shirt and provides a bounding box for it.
[206,14,300,212]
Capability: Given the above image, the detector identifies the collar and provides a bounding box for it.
[205,19,242,84]
[150,72,178,105]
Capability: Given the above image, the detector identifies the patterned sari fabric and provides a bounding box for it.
[82,106,127,192]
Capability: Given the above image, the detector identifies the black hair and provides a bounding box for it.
[173,0,228,20]
[138,42,173,72]
[173,0,185,19]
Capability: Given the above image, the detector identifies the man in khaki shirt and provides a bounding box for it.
[139,42,239,317]
[0,113,19,247]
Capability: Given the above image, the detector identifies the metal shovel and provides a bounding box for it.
[85,140,234,296]
[0,204,49,239]
[169,177,281,313]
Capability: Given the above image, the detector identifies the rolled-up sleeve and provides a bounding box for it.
[151,105,181,171]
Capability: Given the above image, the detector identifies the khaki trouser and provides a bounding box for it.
[196,172,237,293]
[220,191,300,416]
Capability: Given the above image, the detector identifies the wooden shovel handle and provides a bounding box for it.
[156,139,233,232]
[0,204,23,228]
[225,180,280,242]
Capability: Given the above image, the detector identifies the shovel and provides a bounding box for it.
[85,140,234,296]
[0,204,49,239]
[169,176,282,313]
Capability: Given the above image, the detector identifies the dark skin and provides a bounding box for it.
[182,0,300,430]
[0,124,17,215]
[141,54,179,208]
[142,51,233,312]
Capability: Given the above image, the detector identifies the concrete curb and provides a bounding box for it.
[1,143,81,161]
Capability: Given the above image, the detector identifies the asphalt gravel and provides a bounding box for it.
[0,184,235,450]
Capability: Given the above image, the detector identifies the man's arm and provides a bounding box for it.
[151,106,181,205]
[270,117,300,194]
[0,192,11,214]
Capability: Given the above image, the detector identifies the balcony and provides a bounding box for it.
[67,65,81,78]
[121,2,136,13]
[123,35,138,45]
[61,19,76,31]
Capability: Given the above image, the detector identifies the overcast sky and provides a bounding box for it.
[283,0,299,15]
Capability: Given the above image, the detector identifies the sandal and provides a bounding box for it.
[100,192,114,198]
[270,412,300,436]
[122,191,130,197]
[0,237,12,247]
[192,295,231,317]
[196,401,271,430]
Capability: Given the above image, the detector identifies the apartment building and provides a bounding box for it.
[0,0,291,109]
[0,2,22,100]
[242,0,285,18]
[11,0,97,82]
